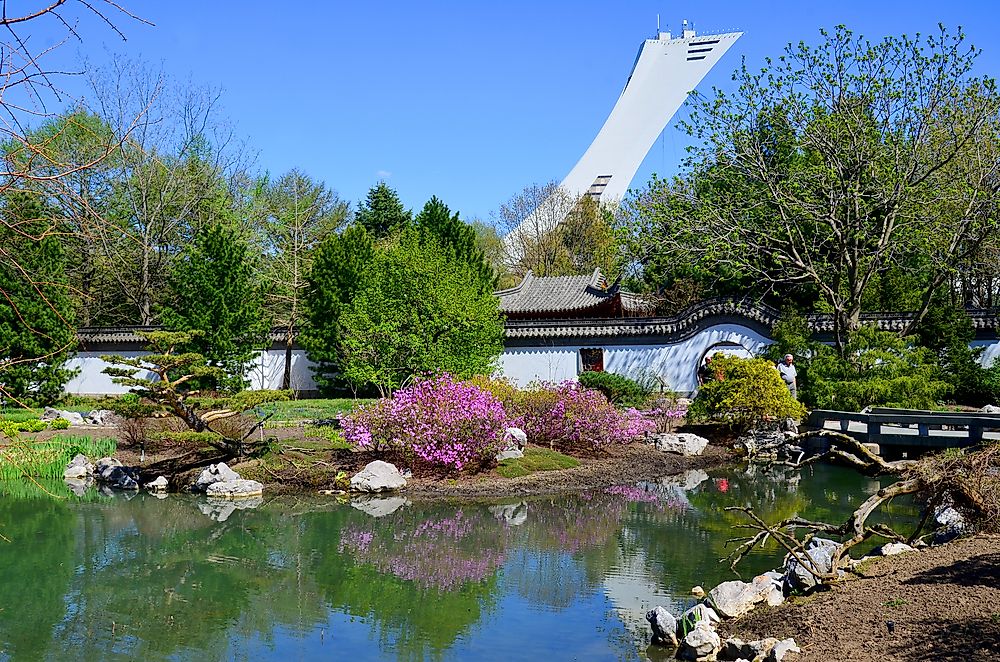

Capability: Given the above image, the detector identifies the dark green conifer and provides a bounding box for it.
[300,224,375,393]
[354,182,411,239]
[162,222,269,391]
[0,192,77,404]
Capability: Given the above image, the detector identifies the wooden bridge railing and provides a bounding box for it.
[807,408,1000,448]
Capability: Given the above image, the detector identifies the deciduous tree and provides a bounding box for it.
[625,26,1000,348]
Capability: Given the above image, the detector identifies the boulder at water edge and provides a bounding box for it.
[679,603,720,635]
[677,621,721,661]
[652,432,709,456]
[350,460,407,492]
[707,575,777,619]
[878,542,916,556]
[719,637,800,661]
[93,457,139,490]
[194,462,241,492]
[146,476,169,492]
[206,479,263,499]
[784,537,841,592]
[645,606,678,647]
[64,454,94,479]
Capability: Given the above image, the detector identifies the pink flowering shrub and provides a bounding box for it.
[339,374,510,471]
[510,381,655,455]
[645,400,688,433]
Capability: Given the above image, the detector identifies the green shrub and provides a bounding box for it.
[578,371,653,408]
[689,355,807,429]
[50,418,71,430]
[809,326,952,411]
[0,418,50,438]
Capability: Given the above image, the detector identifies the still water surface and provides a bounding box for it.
[0,464,918,661]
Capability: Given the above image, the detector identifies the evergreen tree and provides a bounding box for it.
[415,196,497,292]
[300,225,375,393]
[162,222,269,391]
[0,193,77,404]
[354,182,411,239]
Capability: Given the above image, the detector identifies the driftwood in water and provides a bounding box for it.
[726,430,1000,585]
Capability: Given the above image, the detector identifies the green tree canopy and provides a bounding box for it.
[415,195,496,292]
[162,222,269,391]
[0,192,77,405]
[622,25,1000,347]
[300,224,375,394]
[354,182,411,239]
[337,230,504,395]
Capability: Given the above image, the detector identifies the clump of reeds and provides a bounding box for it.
[0,436,117,480]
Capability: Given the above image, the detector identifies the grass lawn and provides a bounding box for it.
[266,399,371,422]
[496,447,580,479]
[0,408,43,423]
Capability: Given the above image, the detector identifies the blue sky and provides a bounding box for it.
[30,1,1000,223]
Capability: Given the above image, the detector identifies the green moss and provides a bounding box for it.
[496,447,580,479]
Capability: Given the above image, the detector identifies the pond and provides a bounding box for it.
[0,464,919,661]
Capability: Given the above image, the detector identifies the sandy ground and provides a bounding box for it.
[723,534,1000,661]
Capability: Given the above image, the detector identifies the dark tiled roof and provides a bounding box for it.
[496,269,654,316]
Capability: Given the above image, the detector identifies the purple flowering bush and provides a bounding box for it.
[339,374,510,471]
[510,381,655,455]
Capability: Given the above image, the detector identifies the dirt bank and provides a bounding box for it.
[723,534,1000,661]
[402,443,731,500]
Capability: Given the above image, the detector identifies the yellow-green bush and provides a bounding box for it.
[688,355,807,429]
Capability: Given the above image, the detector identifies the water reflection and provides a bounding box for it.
[0,464,919,661]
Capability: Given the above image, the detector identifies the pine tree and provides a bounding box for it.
[162,222,269,391]
[354,182,411,239]
[0,192,77,405]
[300,225,375,393]
[415,196,497,292]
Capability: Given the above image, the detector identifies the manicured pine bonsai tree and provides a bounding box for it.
[103,330,288,460]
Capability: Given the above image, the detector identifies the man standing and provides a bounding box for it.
[776,354,797,399]
[697,355,714,387]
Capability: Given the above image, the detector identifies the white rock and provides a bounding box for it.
[206,479,263,498]
[146,476,169,492]
[678,621,721,661]
[767,638,801,662]
[42,407,85,425]
[878,542,916,556]
[680,603,720,635]
[496,448,524,461]
[84,409,116,426]
[645,606,678,647]
[350,460,407,493]
[350,495,409,517]
[64,454,94,479]
[194,462,241,491]
[708,578,773,619]
[980,404,1000,414]
[504,427,527,448]
[653,432,709,456]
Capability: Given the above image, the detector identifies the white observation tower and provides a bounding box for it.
[505,20,742,251]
